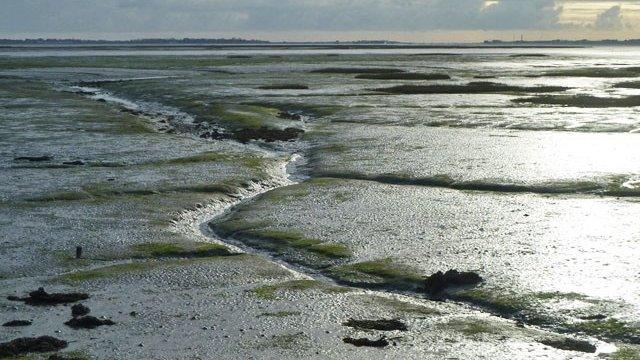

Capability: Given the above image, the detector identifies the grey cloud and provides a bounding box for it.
[594,5,624,30]
[0,0,570,36]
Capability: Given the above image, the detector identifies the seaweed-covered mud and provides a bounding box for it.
[1,46,640,359]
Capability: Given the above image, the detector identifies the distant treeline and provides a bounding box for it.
[484,39,640,46]
[0,38,270,45]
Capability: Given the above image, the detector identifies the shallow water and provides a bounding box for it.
[1,46,640,357]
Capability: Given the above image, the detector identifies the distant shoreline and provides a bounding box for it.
[0,43,590,51]
[2,37,640,48]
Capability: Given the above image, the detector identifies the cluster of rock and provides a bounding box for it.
[3,288,116,357]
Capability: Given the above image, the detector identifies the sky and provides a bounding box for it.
[1,0,639,42]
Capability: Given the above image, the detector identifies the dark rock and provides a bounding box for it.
[62,160,85,166]
[343,336,389,348]
[233,127,304,143]
[579,314,607,320]
[424,270,483,295]
[539,338,596,353]
[8,288,89,306]
[71,304,90,318]
[343,318,407,331]
[64,316,115,329]
[2,320,32,327]
[0,336,68,357]
[277,111,303,121]
[259,84,309,90]
[14,156,53,162]
[201,126,304,143]
[48,354,87,360]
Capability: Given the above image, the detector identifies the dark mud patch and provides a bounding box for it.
[48,354,90,360]
[424,270,483,295]
[200,126,304,143]
[242,101,340,117]
[2,320,32,327]
[343,337,389,348]
[311,68,405,75]
[71,304,91,317]
[614,81,640,89]
[8,288,89,306]
[540,67,640,78]
[64,316,115,329]
[539,338,596,353]
[510,54,549,58]
[474,75,497,79]
[14,155,53,162]
[0,336,68,357]
[513,94,640,108]
[277,111,303,121]
[343,318,407,331]
[62,160,85,166]
[373,82,568,94]
[355,73,450,81]
[258,84,309,90]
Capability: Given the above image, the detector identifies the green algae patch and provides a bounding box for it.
[445,319,501,337]
[612,347,640,360]
[31,191,93,202]
[57,262,157,283]
[213,225,352,267]
[452,289,532,315]
[210,104,280,129]
[132,242,235,259]
[26,179,249,203]
[158,151,269,171]
[251,279,348,300]
[307,178,344,187]
[212,219,274,235]
[367,295,441,316]
[54,251,91,269]
[241,229,351,258]
[513,95,640,108]
[533,291,591,302]
[568,319,640,344]
[327,258,423,290]
[308,243,352,258]
[320,144,348,153]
